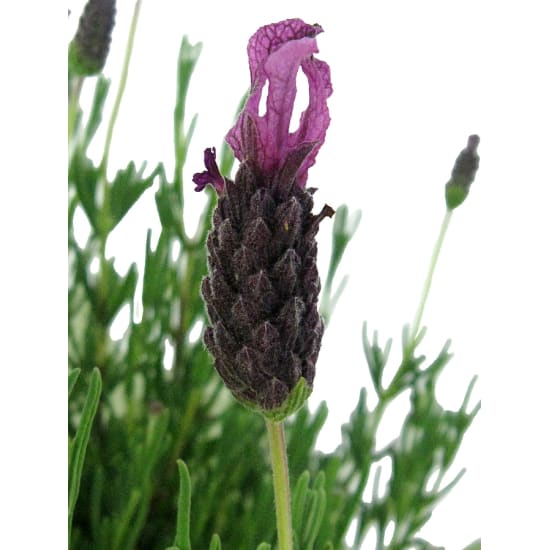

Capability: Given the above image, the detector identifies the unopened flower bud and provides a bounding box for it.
[69,0,116,76]
[445,135,480,210]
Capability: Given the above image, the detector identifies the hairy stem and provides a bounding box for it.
[265,419,293,550]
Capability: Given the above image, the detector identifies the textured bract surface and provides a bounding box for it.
[202,160,333,413]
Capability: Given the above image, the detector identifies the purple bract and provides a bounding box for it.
[195,18,332,191]
[192,147,225,193]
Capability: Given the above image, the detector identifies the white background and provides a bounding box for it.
[2,1,549,548]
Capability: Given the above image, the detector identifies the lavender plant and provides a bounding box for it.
[68,2,480,549]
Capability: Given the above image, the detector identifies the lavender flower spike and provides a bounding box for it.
[195,20,334,421]
[227,18,332,189]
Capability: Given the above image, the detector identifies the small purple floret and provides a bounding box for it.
[226,18,332,188]
[193,147,225,193]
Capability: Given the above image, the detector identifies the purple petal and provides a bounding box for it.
[226,19,332,188]
[246,19,324,84]
[192,147,225,193]
[289,56,332,187]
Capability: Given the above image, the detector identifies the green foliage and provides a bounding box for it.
[347,330,480,548]
[173,460,192,550]
[292,471,327,550]
[462,539,481,550]
[69,367,102,544]
[320,205,361,324]
[174,37,203,178]
[209,534,222,550]
[68,12,479,550]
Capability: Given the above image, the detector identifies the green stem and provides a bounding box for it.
[95,0,143,368]
[265,419,293,550]
[408,208,453,352]
[68,75,84,144]
[100,0,142,178]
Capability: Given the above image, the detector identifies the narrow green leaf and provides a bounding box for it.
[68,193,79,233]
[305,485,326,550]
[287,402,329,478]
[142,411,171,476]
[68,368,81,398]
[363,324,385,395]
[462,538,481,550]
[313,471,325,492]
[112,489,141,550]
[292,470,311,541]
[327,205,361,291]
[155,179,185,240]
[178,112,198,171]
[123,412,171,549]
[320,204,361,323]
[174,37,203,168]
[90,466,104,542]
[327,274,349,318]
[302,492,319,548]
[69,153,99,231]
[68,367,102,543]
[460,375,478,414]
[256,543,271,550]
[325,205,349,287]
[209,534,222,550]
[174,459,192,550]
[142,229,171,307]
[83,76,110,149]
[104,262,138,326]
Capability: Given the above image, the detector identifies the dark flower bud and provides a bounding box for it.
[273,197,303,253]
[217,219,238,258]
[69,0,117,76]
[253,321,280,352]
[231,245,256,281]
[200,161,333,419]
[245,270,276,314]
[445,135,481,210]
[272,249,301,298]
[243,217,272,262]
[248,189,276,221]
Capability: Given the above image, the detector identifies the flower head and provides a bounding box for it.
[69,0,117,76]
[195,20,333,420]
[445,135,481,210]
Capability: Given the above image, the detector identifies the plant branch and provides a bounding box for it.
[100,0,142,179]
[68,75,84,144]
[406,208,453,358]
[95,0,142,372]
